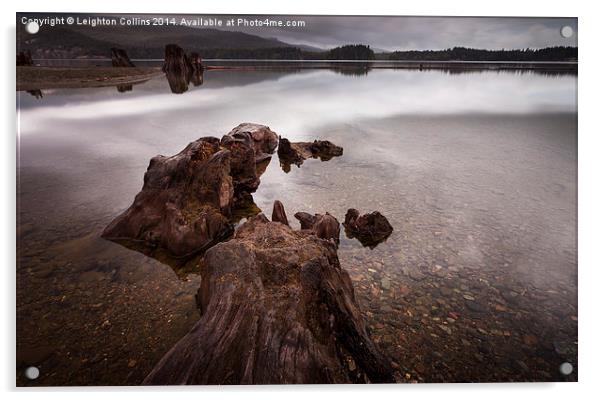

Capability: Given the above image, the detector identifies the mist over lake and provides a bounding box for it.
[17,66,577,384]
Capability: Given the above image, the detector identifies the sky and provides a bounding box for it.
[215,15,578,51]
[20,13,578,52]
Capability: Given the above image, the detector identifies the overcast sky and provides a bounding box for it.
[215,15,577,51]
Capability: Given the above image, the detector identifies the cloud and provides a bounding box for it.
[217,15,578,51]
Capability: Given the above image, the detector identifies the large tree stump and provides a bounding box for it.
[101,137,234,258]
[110,48,135,67]
[162,44,192,74]
[163,44,193,94]
[143,212,395,384]
[102,124,279,259]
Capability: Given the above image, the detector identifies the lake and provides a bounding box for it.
[16,66,577,384]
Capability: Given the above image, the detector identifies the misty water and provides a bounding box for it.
[17,67,577,384]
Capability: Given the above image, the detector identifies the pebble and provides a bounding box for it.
[408,271,426,281]
[465,299,488,313]
[438,325,452,335]
[380,304,394,313]
[501,291,520,304]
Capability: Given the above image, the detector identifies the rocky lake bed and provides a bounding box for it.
[17,65,577,385]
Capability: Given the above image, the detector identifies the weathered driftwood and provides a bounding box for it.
[143,212,395,384]
[190,69,204,87]
[224,123,279,162]
[101,137,234,258]
[343,209,393,248]
[104,126,394,384]
[163,44,193,94]
[294,211,341,244]
[102,124,278,258]
[110,48,135,67]
[163,44,192,75]
[188,52,204,73]
[277,137,343,172]
[271,200,289,226]
[188,52,204,86]
[16,50,33,66]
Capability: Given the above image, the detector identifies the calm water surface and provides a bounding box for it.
[17,67,577,384]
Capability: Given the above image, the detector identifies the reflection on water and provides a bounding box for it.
[116,84,133,93]
[17,66,577,385]
[26,89,43,99]
[165,68,204,94]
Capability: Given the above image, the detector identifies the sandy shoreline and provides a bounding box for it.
[16,66,164,91]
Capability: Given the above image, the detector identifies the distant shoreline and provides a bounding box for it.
[32,58,578,65]
[16,61,577,91]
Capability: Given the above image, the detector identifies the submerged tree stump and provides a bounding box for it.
[294,211,341,244]
[278,137,343,172]
[144,212,395,384]
[343,209,393,248]
[188,52,204,73]
[163,44,192,74]
[110,48,135,67]
[102,124,279,259]
[162,44,193,93]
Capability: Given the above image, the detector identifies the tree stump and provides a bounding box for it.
[162,44,193,93]
[102,124,279,259]
[278,137,343,172]
[110,48,135,67]
[143,212,395,384]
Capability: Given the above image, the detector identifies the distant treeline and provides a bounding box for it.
[325,45,375,60]
[18,24,577,62]
[386,46,577,62]
[197,45,575,62]
[197,47,304,60]
[171,44,377,60]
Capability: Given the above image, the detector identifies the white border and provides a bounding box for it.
[3,1,600,399]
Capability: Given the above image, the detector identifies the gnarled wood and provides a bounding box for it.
[101,137,234,258]
[343,209,393,248]
[102,124,279,258]
[143,212,395,384]
[294,211,341,244]
[278,137,343,172]
[271,200,289,226]
[163,44,193,94]
[111,48,135,67]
